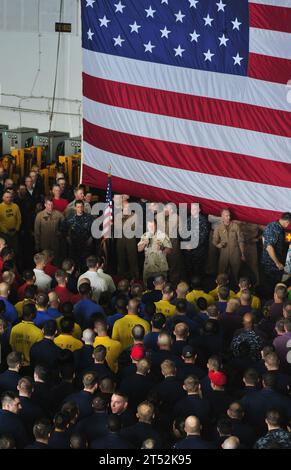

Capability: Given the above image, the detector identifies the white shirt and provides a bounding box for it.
[97,268,116,294]
[77,270,107,302]
[33,269,52,293]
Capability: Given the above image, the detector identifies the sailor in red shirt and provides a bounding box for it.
[53,269,80,306]
[17,276,36,302]
[52,184,69,213]
[42,250,58,278]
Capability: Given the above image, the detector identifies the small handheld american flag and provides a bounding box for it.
[102,167,113,239]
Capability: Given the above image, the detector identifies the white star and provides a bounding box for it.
[218,34,229,47]
[174,45,185,57]
[233,53,243,65]
[113,35,125,47]
[203,14,214,27]
[175,10,186,23]
[114,1,126,13]
[160,26,171,39]
[161,0,168,4]
[99,15,111,28]
[204,49,215,62]
[144,41,155,53]
[87,28,94,40]
[216,0,226,12]
[189,30,200,43]
[232,17,242,30]
[189,0,199,8]
[145,6,156,18]
[86,0,95,8]
[129,21,141,33]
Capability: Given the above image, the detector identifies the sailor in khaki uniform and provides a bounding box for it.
[213,209,245,284]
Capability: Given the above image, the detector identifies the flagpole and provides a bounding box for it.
[101,165,113,270]
[108,165,112,239]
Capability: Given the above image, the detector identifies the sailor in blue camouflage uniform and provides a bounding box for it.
[253,410,291,449]
[254,428,291,449]
[181,204,210,281]
[261,213,291,298]
[61,199,94,270]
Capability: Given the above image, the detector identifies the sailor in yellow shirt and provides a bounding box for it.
[187,289,215,306]
[180,276,214,307]
[93,320,122,373]
[0,191,21,252]
[209,273,236,301]
[54,318,83,352]
[154,284,176,318]
[209,286,236,301]
[112,299,150,351]
[9,303,43,366]
[235,290,261,310]
[234,277,261,310]
[15,297,36,319]
[15,300,25,319]
[186,278,215,306]
[56,315,82,340]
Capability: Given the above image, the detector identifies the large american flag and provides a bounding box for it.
[81,0,291,225]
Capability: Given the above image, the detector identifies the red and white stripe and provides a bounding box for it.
[102,201,113,239]
[82,1,291,224]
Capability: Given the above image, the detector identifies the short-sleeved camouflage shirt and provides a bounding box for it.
[261,221,285,272]
[138,230,172,274]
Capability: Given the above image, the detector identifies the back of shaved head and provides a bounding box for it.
[184,416,200,435]
[243,312,254,326]
[82,329,95,344]
[0,282,9,298]
[222,436,240,449]
[48,291,59,303]
[128,298,139,314]
[153,275,165,287]
[157,332,172,349]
